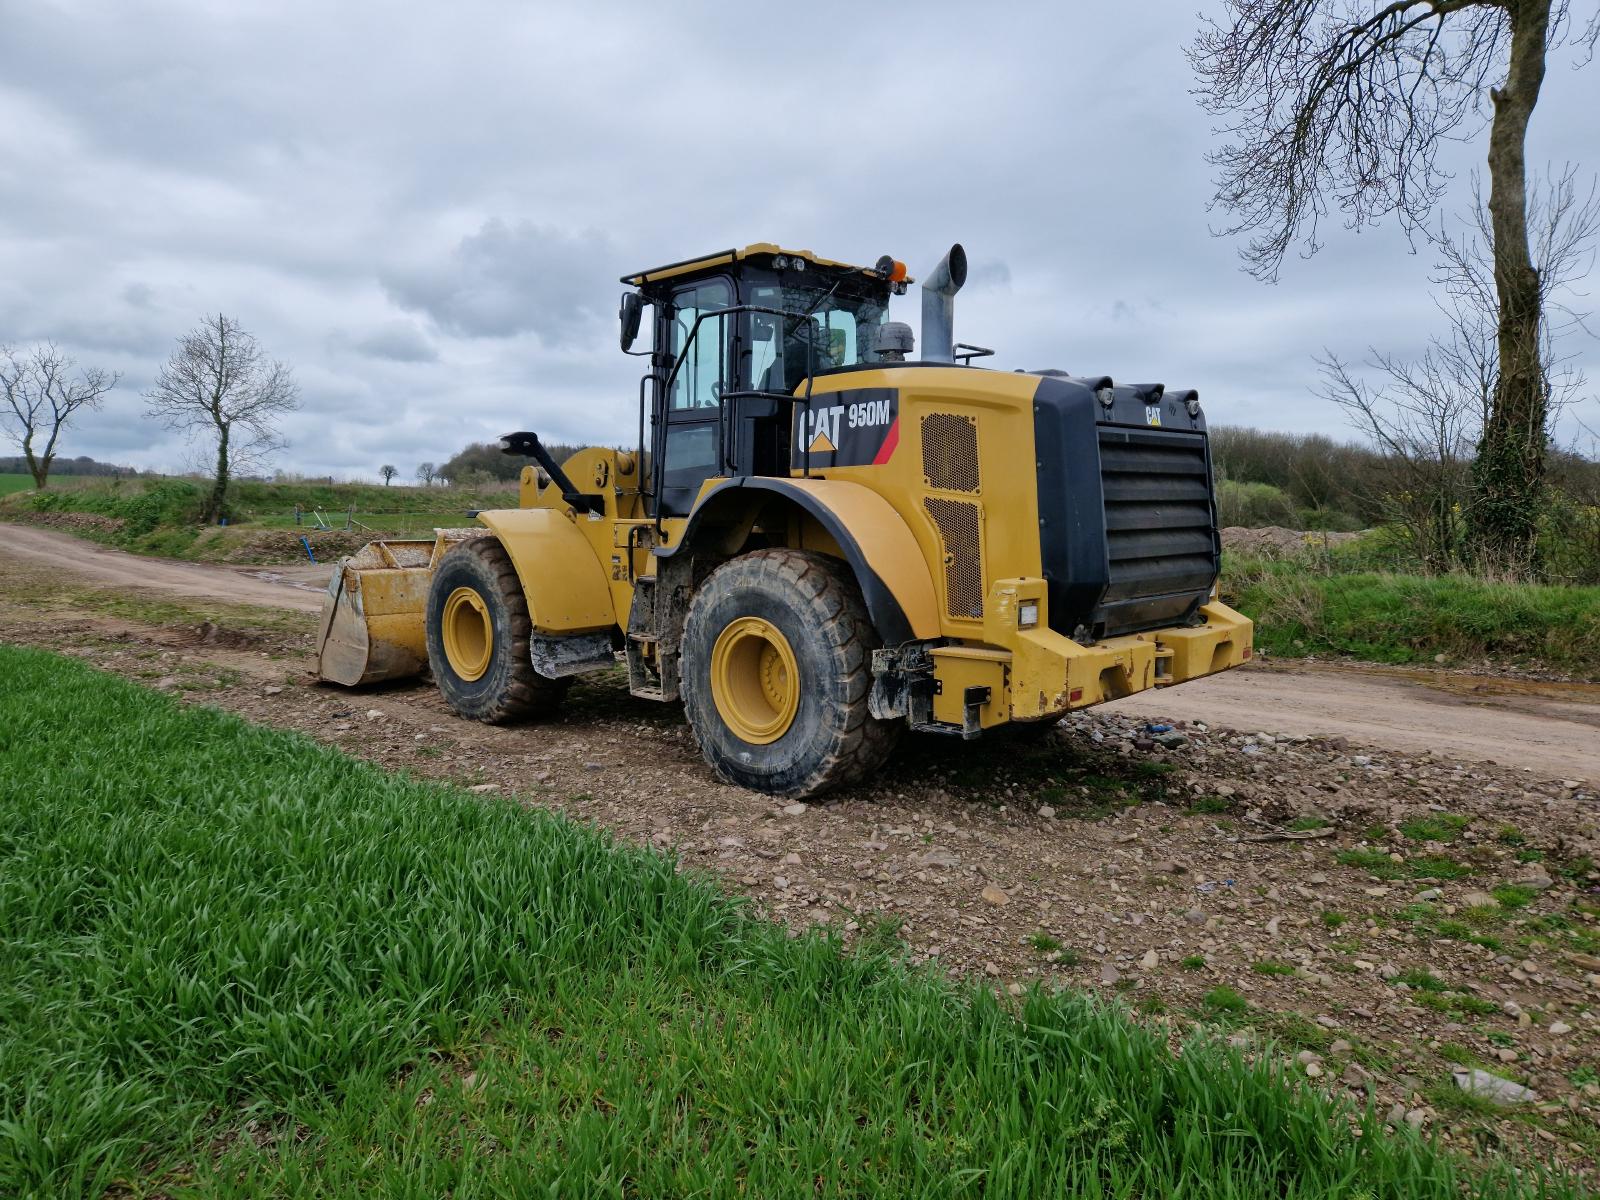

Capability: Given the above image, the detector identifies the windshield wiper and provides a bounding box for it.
[786,277,844,375]
[794,277,843,324]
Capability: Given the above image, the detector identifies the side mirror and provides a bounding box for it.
[619,292,644,352]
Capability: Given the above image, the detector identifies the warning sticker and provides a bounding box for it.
[794,388,899,470]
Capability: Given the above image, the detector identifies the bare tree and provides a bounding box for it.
[1317,169,1598,572]
[1317,347,1481,572]
[0,343,119,488]
[145,315,299,523]
[380,464,398,486]
[415,461,436,487]
[1191,1,1600,570]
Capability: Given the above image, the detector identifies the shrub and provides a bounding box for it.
[1216,479,1301,528]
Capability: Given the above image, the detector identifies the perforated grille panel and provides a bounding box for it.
[924,496,984,619]
[921,412,980,493]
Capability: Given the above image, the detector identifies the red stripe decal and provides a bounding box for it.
[871,416,900,465]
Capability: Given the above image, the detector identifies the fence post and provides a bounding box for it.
[294,504,301,527]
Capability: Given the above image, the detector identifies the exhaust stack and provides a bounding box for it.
[920,243,967,363]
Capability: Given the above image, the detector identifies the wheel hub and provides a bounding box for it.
[709,616,799,744]
[441,586,492,681]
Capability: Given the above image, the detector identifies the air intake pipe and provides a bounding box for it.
[920,243,967,363]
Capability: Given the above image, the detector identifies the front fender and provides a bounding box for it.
[669,478,940,645]
[474,508,616,633]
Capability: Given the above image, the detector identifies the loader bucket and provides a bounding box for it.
[316,530,485,687]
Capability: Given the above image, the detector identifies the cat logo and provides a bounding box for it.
[795,388,898,467]
[1145,404,1162,427]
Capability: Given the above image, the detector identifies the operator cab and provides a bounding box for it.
[619,244,909,518]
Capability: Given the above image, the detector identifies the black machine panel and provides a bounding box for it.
[1031,374,1221,640]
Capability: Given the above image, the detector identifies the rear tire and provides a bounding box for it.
[681,549,899,797]
[426,537,568,723]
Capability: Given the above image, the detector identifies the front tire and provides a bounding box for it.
[681,549,899,797]
[425,537,568,723]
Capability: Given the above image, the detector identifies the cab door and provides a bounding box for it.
[656,276,733,517]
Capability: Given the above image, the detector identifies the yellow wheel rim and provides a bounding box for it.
[441,586,493,682]
[709,616,800,744]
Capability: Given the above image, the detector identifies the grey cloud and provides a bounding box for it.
[381,221,614,342]
[346,321,438,363]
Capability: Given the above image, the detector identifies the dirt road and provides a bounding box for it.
[1,524,330,613]
[2,521,1594,781]
[1112,663,1599,782]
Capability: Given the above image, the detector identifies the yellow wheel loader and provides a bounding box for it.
[318,242,1252,797]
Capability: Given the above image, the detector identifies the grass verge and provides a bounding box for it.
[1223,555,1600,675]
[0,476,517,556]
[0,645,1578,1198]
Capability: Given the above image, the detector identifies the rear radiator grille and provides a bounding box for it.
[921,412,980,493]
[924,496,984,619]
[1097,428,1216,604]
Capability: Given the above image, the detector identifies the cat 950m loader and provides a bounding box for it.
[317,242,1252,797]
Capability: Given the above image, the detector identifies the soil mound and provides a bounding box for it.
[1221,526,1363,556]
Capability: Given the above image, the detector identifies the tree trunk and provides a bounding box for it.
[205,423,231,523]
[1469,0,1551,573]
[23,438,47,489]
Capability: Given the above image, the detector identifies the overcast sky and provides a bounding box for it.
[2,0,1596,480]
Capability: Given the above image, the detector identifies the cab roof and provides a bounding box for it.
[620,243,908,287]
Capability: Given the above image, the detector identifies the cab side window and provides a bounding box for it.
[668,279,733,410]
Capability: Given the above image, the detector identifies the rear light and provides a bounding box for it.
[1242,648,1252,660]
[1069,687,1084,703]
[1018,600,1039,629]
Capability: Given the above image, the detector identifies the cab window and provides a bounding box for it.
[668,279,732,410]
[749,283,886,392]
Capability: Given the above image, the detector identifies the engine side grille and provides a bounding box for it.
[1098,427,1217,605]
[923,496,984,619]
[921,412,980,493]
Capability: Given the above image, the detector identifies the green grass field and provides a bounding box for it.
[0,645,1574,1198]
[0,472,37,496]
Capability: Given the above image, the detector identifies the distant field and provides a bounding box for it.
[0,473,128,497]
[0,644,1563,1199]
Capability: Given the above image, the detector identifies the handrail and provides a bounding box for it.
[635,371,652,500]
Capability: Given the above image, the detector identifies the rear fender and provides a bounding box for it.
[667,478,939,645]
[474,508,617,633]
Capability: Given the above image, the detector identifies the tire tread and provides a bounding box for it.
[428,537,566,724]
[682,548,899,797]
